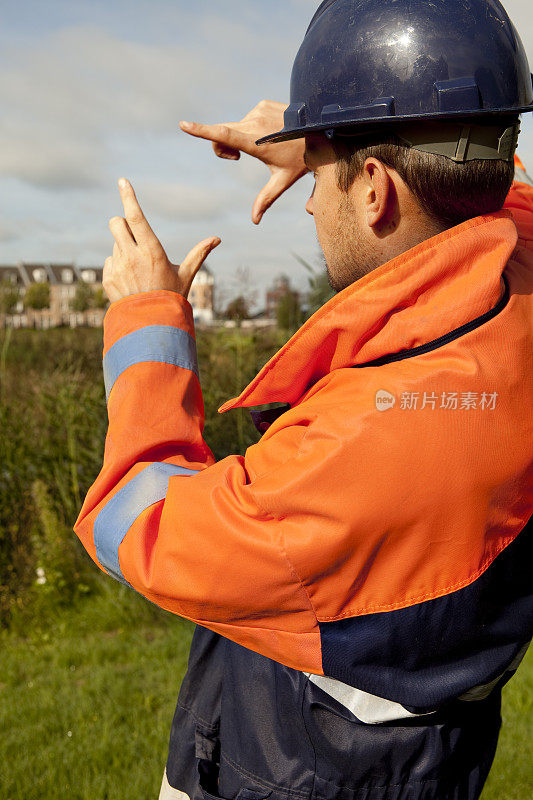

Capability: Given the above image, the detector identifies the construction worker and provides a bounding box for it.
[74,1,533,798]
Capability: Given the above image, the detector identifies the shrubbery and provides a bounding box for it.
[0,325,288,628]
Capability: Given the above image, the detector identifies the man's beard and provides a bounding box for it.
[320,236,374,293]
[319,197,381,293]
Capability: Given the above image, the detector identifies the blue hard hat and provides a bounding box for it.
[258,0,533,145]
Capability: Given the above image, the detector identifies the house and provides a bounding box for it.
[189,264,215,324]
[0,261,216,328]
[0,263,105,328]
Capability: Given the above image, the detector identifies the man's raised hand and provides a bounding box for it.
[104,178,220,304]
[180,101,308,224]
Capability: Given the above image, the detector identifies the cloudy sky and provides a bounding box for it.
[2,0,532,310]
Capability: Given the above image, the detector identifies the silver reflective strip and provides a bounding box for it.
[306,640,532,722]
[459,642,530,702]
[94,462,199,583]
[159,769,191,800]
[304,673,434,724]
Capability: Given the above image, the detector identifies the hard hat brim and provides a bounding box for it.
[256,106,533,147]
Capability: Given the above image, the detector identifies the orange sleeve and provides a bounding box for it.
[74,291,322,673]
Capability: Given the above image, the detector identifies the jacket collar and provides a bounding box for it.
[219,211,517,414]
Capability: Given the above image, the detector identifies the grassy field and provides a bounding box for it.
[0,327,531,798]
[0,586,194,799]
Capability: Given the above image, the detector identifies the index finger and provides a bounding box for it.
[118,178,160,248]
[180,121,254,156]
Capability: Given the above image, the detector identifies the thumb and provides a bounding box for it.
[252,170,293,225]
[179,237,221,287]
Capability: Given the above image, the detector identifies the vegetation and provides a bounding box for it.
[224,295,249,326]
[24,282,51,311]
[1,589,195,800]
[70,282,109,313]
[0,279,20,315]
[93,287,109,310]
[0,326,530,799]
[71,281,96,313]
[276,288,304,333]
[293,252,335,318]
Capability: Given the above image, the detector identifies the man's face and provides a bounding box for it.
[304,134,370,292]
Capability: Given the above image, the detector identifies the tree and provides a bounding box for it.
[225,296,249,327]
[0,280,20,315]
[216,266,258,321]
[93,288,109,310]
[25,282,50,311]
[292,252,335,319]
[71,281,95,313]
[276,290,304,332]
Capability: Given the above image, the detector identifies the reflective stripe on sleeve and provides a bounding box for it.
[103,325,199,401]
[94,462,199,582]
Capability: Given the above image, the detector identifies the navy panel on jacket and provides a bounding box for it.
[320,516,533,710]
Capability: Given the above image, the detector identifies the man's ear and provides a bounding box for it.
[361,157,393,229]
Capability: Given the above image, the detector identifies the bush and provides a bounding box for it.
[0,328,106,625]
[0,280,20,315]
[25,282,51,310]
[71,282,95,313]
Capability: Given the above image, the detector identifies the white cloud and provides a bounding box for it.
[136,181,226,222]
[0,24,236,191]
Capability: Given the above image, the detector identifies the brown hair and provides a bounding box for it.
[331,129,515,228]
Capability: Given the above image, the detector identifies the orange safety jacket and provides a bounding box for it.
[75,182,533,722]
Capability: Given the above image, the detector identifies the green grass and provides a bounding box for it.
[0,584,194,799]
[0,583,531,799]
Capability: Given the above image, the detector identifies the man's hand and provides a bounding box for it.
[180,101,308,224]
[104,178,221,304]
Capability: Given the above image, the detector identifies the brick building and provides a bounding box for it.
[0,262,215,328]
[0,263,105,328]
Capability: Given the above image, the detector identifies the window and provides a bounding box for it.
[81,270,96,284]
[32,268,47,283]
[61,269,73,284]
